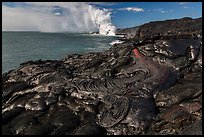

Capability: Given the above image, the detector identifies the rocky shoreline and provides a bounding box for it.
[2,17,202,135]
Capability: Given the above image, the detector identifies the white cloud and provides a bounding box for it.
[2,2,116,34]
[161,10,167,13]
[151,8,172,13]
[182,6,194,9]
[178,2,193,9]
[118,7,144,12]
[179,2,189,5]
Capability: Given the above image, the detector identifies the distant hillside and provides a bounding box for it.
[116,17,202,40]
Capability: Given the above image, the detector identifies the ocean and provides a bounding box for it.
[2,31,119,74]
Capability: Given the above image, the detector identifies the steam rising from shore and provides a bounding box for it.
[89,6,116,35]
[2,2,116,35]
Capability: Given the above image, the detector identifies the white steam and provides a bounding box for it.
[2,2,116,35]
[89,6,116,35]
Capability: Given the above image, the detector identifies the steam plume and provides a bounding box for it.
[2,2,116,35]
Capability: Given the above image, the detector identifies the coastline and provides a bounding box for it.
[2,17,202,135]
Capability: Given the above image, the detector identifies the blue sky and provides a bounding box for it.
[93,2,202,28]
[2,2,202,32]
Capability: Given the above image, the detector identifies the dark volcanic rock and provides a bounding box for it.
[117,17,202,41]
[2,17,202,135]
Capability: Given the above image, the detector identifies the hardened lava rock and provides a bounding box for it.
[2,17,202,135]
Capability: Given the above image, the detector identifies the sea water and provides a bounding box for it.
[2,31,119,74]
